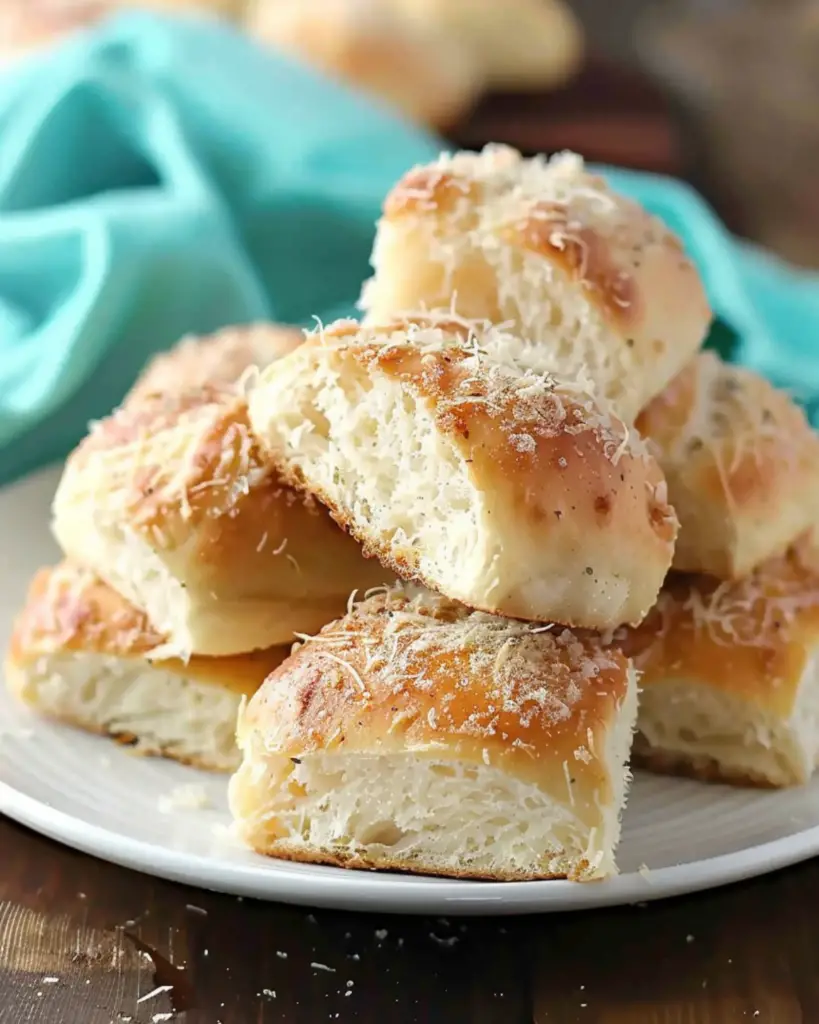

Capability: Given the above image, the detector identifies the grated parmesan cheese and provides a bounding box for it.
[276,585,625,754]
[361,144,703,421]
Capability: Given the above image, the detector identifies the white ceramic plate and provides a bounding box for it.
[3,467,819,916]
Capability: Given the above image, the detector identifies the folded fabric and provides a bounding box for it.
[0,10,440,485]
[0,11,816,488]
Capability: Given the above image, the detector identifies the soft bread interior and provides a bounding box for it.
[636,653,819,788]
[233,752,619,882]
[9,653,245,772]
[230,662,637,881]
[603,668,638,857]
[255,357,494,601]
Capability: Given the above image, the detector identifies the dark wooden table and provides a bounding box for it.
[3,814,819,1022]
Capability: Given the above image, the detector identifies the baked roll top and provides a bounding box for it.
[637,352,819,580]
[52,385,388,658]
[247,0,482,129]
[127,323,303,403]
[620,538,819,788]
[360,144,711,422]
[387,0,584,90]
[230,585,638,880]
[7,563,289,771]
[248,317,678,630]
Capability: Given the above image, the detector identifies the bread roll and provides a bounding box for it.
[137,0,244,13]
[360,145,711,422]
[52,386,389,658]
[0,1,103,57]
[637,352,819,580]
[230,585,638,881]
[6,563,289,771]
[247,317,678,630]
[388,0,583,91]
[128,323,303,404]
[619,538,819,788]
[0,0,242,58]
[246,0,481,129]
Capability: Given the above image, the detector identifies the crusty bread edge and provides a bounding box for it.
[6,662,236,774]
[242,839,604,883]
[633,740,787,790]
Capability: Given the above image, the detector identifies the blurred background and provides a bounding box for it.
[460,0,819,270]
[3,0,818,270]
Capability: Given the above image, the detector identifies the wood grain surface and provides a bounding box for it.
[2,816,818,1023]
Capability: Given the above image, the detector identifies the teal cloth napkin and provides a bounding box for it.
[0,10,441,484]
[0,12,816,487]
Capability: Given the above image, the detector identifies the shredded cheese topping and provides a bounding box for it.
[128,324,304,403]
[311,316,647,467]
[67,387,299,550]
[622,541,819,658]
[641,351,818,496]
[273,585,628,749]
[361,144,709,421]
[14,563,164,657]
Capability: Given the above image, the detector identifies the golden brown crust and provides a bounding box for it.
[9,563,290,696]
[65,389,344,600]
[380,152,697,331]
[128,324,303,404]
[382,170,655,336]
[246,838,590,882]
[363,146,711,421]
[70,385,334,574]
[639,352,815,504]
[619,538,819,716]
[637,353,819,578]
[383,168,479,218]
[71,389,276,544]
[507,200,643,330]
[242,586,633,823]
[55,384,388,633]
[10,563,164,660]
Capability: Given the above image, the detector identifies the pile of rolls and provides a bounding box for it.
[8,144,819,881]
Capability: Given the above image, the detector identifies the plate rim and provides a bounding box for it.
[4,767,819,916]
[3,464,819,915]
